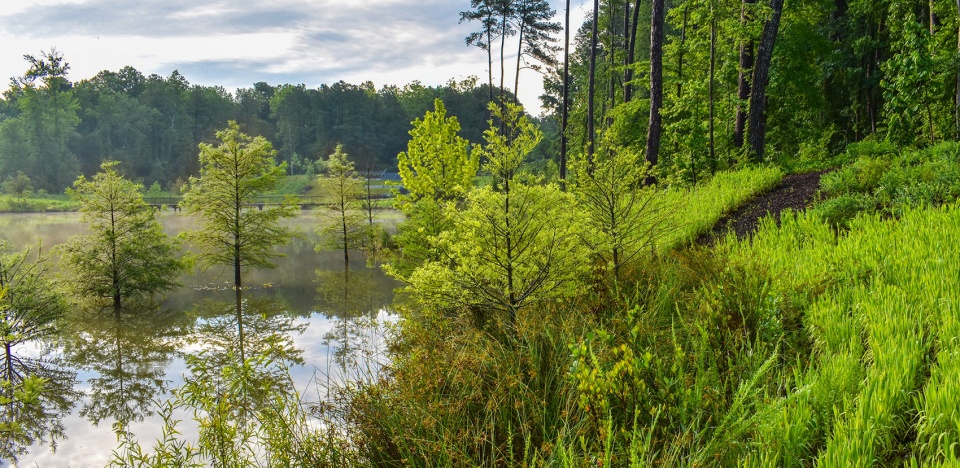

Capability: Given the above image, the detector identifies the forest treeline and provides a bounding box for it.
[534,0,960,184]
[4,0,956,195]
[0,54,528,193]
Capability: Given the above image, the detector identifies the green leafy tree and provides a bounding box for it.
[59,161,185,309]
[882,8,937,145]
[0,50,80,192]
[180,121,298,291]
[396,99,479,205]
[316,144,366,263]
[1,172,32,202]
[407,102,590,329]
[574,142,666,282]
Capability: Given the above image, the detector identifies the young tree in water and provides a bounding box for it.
[59,161,184,309]
[181,121,298,291]
[316,144,366,264]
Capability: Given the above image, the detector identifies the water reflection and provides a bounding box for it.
[186,293,306,386]
[61,303,189,428]
[316,265,394,373]
[0,213,402,465]
[0,242,78,464]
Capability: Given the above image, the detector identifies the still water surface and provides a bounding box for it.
[0,211,401,467]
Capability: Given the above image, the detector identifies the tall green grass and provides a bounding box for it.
[656,166,783,249]
[724,203,960,465]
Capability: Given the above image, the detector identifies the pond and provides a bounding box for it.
[0,211,402,467]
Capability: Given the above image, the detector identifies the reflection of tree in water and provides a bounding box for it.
[315,265,394,372]
[185,293,306,404]
[60,303,188,428]
[0,242,78,464]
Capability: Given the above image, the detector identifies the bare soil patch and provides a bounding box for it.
[696,170,827,245]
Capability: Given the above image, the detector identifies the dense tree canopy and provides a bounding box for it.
[0,59,509,195]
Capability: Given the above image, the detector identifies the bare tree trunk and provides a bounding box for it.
[500,7,509,110]
[677,7,689,98]
[623,0,632,98]
[515,24,526,99]
[608,0,618,109]
[235,288,246,365]
[709,11,717,173]
[734,0,756,148]
[625,0,642,102]
[588,0,600,168]
[487,14,495,105]
[931,0,937,34]
[561,0,571,188]
[747,0,785,161]
[646,0,665,184]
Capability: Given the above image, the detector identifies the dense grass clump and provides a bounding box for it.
[815,141,960,226]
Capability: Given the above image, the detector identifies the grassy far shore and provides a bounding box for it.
[0,174,398,213]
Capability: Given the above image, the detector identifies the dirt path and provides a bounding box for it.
[696,170,827,245]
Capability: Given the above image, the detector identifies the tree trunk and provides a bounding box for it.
[608,0,618,108]
[504,178,516,324]
[677,7,689,99]
[487,13,495,105]
[561,0,571,188]
[747,0,785,161]
[235,288,246,365]
[709,11,717,173]
[931,0,936,34]
[646,0,665,184]
[500,7,509,110]
[734,0,757,148]
[515,22,526,99]
[625,0,642,102]
[588,0,600,167]
[342,201,350,264]
[623,0,632,98]
[110,203,121,309]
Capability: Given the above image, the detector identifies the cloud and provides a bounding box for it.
[0,0,581,113]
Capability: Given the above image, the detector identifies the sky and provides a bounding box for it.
[0,0,590,115]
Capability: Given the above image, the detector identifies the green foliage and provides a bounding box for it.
[0,193,77,213]
[478,101,543,185]
[408,184,590,327]
[814,142,960,226]
[573,142,663,281]
[0,50,80,192]
[396,98,478,205]
[144,181,162,198]
[315,144,367,262]
[383,198,453,281]
[59,161,185,307]
[1,172,32,202]
[881,8,936,145]
[180,121,298,287]
[403,101,589,329]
